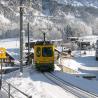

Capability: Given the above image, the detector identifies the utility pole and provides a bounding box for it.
[43,32,46,43]
[27,23,30,66]
[0,59,3,90]
[20,0,24,73]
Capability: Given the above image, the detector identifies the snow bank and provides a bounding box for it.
[3,67,77,98]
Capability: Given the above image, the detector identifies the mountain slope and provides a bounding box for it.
[0,0,98,39]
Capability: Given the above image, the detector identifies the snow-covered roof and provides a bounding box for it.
[7,48,20,61]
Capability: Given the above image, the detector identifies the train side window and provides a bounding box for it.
[36,47,41,57]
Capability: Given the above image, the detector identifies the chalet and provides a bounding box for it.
[3,52,15,66]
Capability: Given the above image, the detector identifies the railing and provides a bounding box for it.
[1,80,32,98]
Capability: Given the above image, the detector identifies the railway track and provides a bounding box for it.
[43,72,98,98]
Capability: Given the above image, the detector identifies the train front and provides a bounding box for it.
[34,42,54,72]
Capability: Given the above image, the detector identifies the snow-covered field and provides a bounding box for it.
[2,65,98,98]
[61,50,98,78]
[3,67,78,98]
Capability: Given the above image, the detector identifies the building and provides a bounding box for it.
[3,52,15,66]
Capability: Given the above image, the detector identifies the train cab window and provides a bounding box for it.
[42,47,53,57]
[36,47,41,57]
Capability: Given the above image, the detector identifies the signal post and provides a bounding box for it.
[0,48,6,90]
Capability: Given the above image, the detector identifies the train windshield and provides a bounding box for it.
[42,47,53,57]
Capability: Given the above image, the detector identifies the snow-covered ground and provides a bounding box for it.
[61,50,98,79]
[1,52,98,97]
[3,67,78,98]
[2,66,98,98]
[0,91,8,98]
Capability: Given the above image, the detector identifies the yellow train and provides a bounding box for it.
[34,41,54,72]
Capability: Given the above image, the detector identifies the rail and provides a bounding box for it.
[1,80,32,98]
[44,72,98,98]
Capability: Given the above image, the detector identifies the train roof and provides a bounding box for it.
[35,41,53,45]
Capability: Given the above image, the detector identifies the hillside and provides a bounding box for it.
[0,0,98,40]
